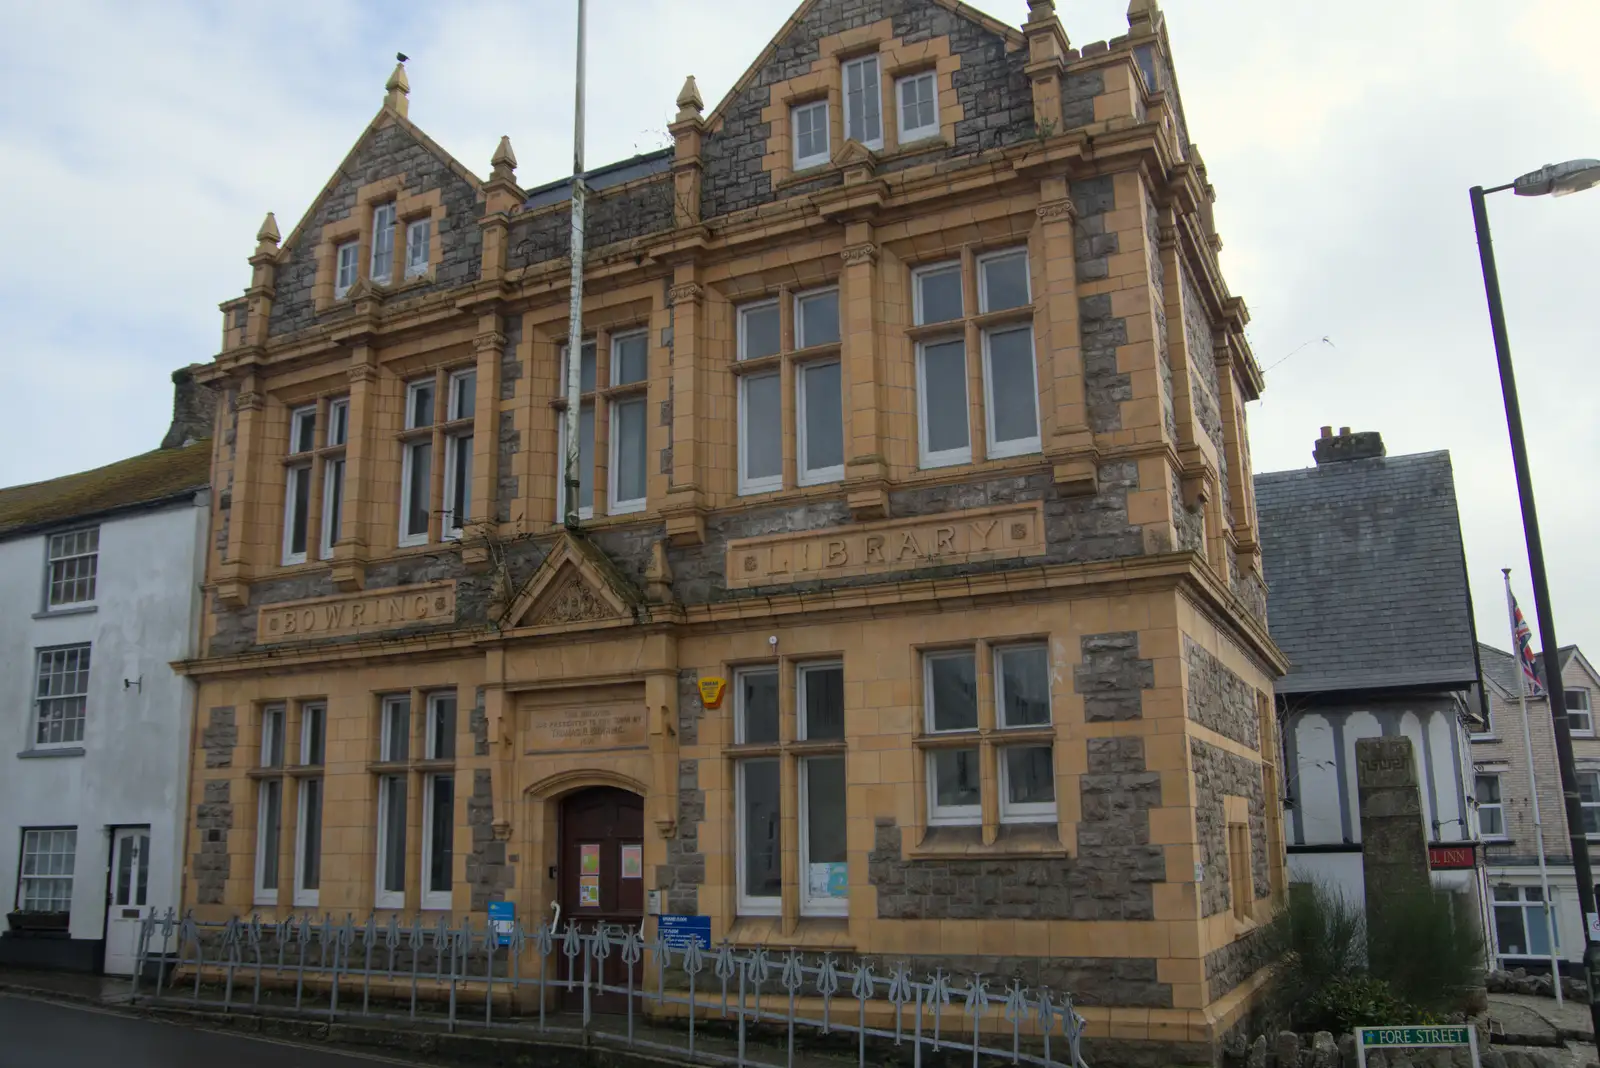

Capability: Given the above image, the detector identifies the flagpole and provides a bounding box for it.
[1508,568,1563,1002]
[562,0,588,529]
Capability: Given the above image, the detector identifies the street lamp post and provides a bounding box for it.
[1469,157,1600,1046]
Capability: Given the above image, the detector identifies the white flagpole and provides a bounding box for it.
[562,0,588,529]
[1507,567,1563,1002]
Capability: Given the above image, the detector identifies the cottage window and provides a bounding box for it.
[17,828,76,914]
[1493,884,1557,958]
[1475,773,1506,838]
[842,55,882,149]
[45,527,98,608]
[896,71,938,142]
[1580,770,1600,837]
[1568,689,1593,735]
[792,100,829,170]
[34,644,90,748]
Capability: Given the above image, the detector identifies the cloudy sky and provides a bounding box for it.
[0,0,1595,658]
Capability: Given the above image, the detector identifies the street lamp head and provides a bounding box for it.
[1513,158,1600,198]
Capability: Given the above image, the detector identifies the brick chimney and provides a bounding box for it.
[161,365,218,450]
[1313,425,1386,465]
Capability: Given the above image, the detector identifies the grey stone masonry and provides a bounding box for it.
[268,122,482,337]
[469,687,488,757]
[466,769,512,911]
[201,706,237,767]
[869,736,1163,923]
[194,780,232,905]
[1190,738,1270,917]
[1074,632,1154,722]
[505,178,675,272]
[1185,638,1261,748]
[700,0,1033,220]
[1230,544,1269,627]
[1061,69,1104,130]
[1204,922,1275,999]
[1355,736,1430,932]
[1072,175,1132,434]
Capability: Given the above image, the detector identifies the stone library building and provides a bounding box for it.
[180,0,1287,1060]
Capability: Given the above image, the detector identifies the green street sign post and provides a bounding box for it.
[1355,1026,1478,1068]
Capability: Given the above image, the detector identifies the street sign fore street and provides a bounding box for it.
[1355,1025,1478,1068]
[1359,1027,1471,1048]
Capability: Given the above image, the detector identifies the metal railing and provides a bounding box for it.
[130,909,1089,1068]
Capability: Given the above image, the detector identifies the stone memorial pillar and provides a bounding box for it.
[1355,736,1431,926]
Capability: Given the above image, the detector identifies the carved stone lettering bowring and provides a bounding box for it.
[723,503,1045,589]
[257,580,456,644]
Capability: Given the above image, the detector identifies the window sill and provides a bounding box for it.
[17,747,86,760]
[910,823,1066,859]
[1470,735,1500,743]
[726,917,852,950]
[32,605,97,620]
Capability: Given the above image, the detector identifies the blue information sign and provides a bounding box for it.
[487,900,515,946]
[657,914,711,950]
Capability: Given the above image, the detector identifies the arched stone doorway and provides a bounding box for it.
[558,786,644,1010]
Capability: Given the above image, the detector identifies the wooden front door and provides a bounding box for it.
[559,787,644,1011]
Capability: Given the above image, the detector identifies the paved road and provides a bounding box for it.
[0,993,422,1067]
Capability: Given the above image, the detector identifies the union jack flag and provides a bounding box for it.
[1510,591,1546,697]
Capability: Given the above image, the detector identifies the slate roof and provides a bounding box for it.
[1254,450,1479,695]
[0,441,211,540]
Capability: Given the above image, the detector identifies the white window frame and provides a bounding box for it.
[260,703,285,768]
[794,287,839,350]
[17,828,76,914]
[425,691,455,761]
[915,340,972,469]
[281,404,317,565]
[44,526,98,609]
[1569,688,1594,735]
[1476,773,1507,840]
[327,397,349,448]
[374,774,406,909]
[735,758,782,917]
[380,695,411,763]
[798,755,848,917]
[738,370,784,496]
[405,217,431,279]
[1493,884,1559,959]
[912,260,963,325]
[608,328,650,515]
[796,359,845,487]
[33,644,91,749]
[293,777,321,907]
[923,650,981,826]
[842,55,883,150]
[254,778,282,906]
[399,379,435,547]
[442,368,476,539]
[370,202,396,284]
[796,660,845,741]
[977,248,1041,459]
[791,100,830,170]
[994,644,1051,728]
[896,70,939,143]
[299,702,325,766]
[1580,769,1600,840]
[335,241,359,299]
[420,773,454,911]
[321,399,349,557]
[997,745,1057,824]
[734,666,780,745]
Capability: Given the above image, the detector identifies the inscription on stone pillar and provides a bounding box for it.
[1355,736,1431,924]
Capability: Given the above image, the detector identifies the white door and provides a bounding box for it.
[103,828,150,976]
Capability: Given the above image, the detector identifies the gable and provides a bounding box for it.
[267,116,484,337]
[700,0,1031,221]
[502,533,646,631]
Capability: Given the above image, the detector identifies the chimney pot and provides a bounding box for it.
[1339,426,1351,436]
[1319,426,1333,439]
[1313,428,1386,466]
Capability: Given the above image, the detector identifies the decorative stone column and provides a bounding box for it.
[840,225,889,519]
[1032,177,1097,495]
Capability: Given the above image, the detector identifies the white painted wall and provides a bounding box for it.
[0,494,207,945]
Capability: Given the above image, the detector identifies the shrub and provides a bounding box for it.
[1366,886,1485,1015]
[1269,880,1367,1024]
[1299,974,1419,1035]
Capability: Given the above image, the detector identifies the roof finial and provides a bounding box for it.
[385,53,410,117]
[1127,0,1162,32]
[675,75,703,122]
[256,211,280,247]
[490,135,518,181]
